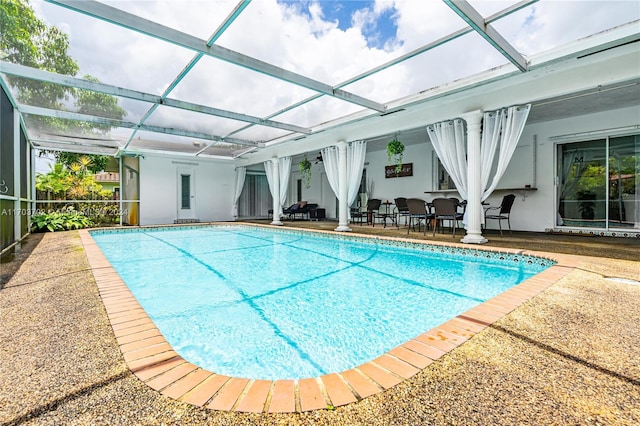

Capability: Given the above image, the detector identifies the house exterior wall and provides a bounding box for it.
[139,155,236,225]
[508,105,640,232]
[283,105,639,231]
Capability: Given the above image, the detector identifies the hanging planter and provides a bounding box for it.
[387,138,405,173]
[299,156,312,189]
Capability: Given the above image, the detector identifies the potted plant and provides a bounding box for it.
[577,190,596,220]
[387,138,405,173]
[299,156,312,189]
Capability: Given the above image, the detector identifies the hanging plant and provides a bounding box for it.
[387,138,405,173]
[299,156,312,189]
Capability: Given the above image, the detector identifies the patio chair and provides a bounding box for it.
[366,198,382,226]
[432,197,459,238]
[394,197,411,227]
[449,197,466,227]
[351,207,365,224]
[282,202,301,219]
[484,194,516,236]
[406,198,432,235]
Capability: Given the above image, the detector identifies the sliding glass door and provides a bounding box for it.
[609,135,639,228]
[557,135,639,230]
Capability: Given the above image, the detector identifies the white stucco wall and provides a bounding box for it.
[136,104,638,231]
[139,155,236,225]
[505,105,640,232]
[281,105,639,231]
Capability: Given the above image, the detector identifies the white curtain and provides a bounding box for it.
[426,118,468,200]
[481,104,531,200]
[480,111,504,197]
[263,157,291,218]
[279,156,291,209]
[427,106,530,227]
[264,160,277,203]
[233,166,246,217]
[347,140,367,209]
[322,141,367,220]
[321,146,340,199]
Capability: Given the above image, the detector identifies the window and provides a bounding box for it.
[180,174,191,209]
[433,155,455,190]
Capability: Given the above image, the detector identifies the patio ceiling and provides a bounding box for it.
[1,0,639,161]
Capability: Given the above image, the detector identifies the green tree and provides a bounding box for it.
[55,151,109,174]
[1,0,79,109]
[35,162,71,199]
[36,157,112,201]
[1,0,126,165]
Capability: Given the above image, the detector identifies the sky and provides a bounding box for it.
[26,0,640,153]
[282,0,399,49]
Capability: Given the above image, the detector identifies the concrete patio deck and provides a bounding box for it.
[1,224,638,425]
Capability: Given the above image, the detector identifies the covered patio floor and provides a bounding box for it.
[0,227,638,425]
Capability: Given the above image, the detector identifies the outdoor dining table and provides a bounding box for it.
[377,200,397,228]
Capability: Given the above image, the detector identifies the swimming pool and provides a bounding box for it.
[91,225,553,381]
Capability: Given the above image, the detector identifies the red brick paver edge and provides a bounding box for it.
[79,226,575,413]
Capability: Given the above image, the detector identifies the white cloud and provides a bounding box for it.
[28,0,640,144]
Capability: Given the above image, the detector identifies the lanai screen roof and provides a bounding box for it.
[1,0,639,160]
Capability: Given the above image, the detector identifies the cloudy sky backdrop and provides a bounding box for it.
[28,0,640,147]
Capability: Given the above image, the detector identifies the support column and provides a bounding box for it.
[13,110,21,240]
[334,141,351,232]
[118,156,123,226]
[270,158,283,226]
[461,110,488,244]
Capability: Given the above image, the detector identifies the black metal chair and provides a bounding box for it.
[484,194,516,235]
[432,198,459,238]
[394,197,411,227]
[406,198,432,235]
[366,198,382,226]
[351,207,365,224]
[449,197,466,227]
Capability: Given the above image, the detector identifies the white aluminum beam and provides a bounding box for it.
[125,0,252,149]
[444,0,528,72]
[0,61,310,135]
[228,0,537,138]
[18,104,258,147]
[45,0,387,113]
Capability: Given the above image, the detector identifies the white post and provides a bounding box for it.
[270,158,283,226]
[461,110,488,244]
[334,141,351,232]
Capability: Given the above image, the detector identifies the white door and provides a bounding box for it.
[177,167,196,219]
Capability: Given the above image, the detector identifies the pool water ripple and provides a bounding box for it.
[91,225,551,380]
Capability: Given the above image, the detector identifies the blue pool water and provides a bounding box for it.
[91,225,552,380]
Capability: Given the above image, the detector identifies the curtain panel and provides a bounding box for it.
[481,104,531,200]
[322,140,367,220]
[263,157,291,218]
[427,104,530,227]
[426,118,468,200]
[233,166,246,217]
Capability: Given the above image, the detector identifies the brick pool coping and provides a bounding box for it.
[78,224,578,413]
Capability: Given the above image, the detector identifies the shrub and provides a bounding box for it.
[31,207,94,232]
